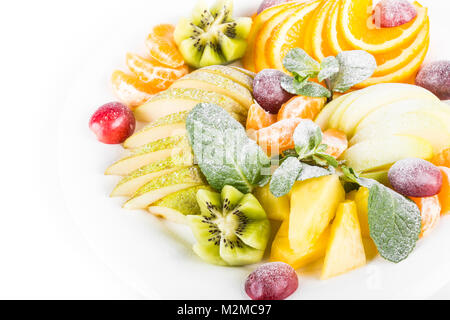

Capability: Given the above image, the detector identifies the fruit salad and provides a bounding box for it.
[89,0,450,300]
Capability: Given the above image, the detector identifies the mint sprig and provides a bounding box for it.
[281,48,377,99]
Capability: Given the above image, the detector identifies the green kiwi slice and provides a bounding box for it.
[187,185,271,266]
[174,0,252,68]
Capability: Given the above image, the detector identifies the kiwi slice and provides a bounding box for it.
[174,0,252,68]
[187,185,271,266]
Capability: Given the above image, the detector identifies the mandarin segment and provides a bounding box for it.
[146,24,185,68]
[277,95,326,121]
[111,70,158,109]
[438,167,450,216]
[410,196,441,238]
[432,148,450,168]
[256,118,303,156]
[246,103,277,132]
[322,129,348,158]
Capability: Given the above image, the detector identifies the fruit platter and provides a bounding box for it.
[60,0,450,299]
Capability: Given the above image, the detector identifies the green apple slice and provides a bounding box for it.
[110,153,194,197]
[337,83,440,137]
[124,111,188,149]
[342,134,433,173]
[134,88,247,123]
[170,71,253,108]
[198,65,253,91]
[350,111,450,153]
[106,135,189,175]
[123,166,206,210]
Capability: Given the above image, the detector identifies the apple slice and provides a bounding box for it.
[342,134,433,172]
[327,89,365,130]
[337,83,440,136]
[315,91,355,129]
[321,200,366,280]
[350,111,450,153]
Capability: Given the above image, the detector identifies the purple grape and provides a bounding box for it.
[253,69,294,114]
[245,262,298,300]
[388,158,443,197]
[257,0,292,14]
[416,61,450,100]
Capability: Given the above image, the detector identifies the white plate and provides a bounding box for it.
[58,0,450,299]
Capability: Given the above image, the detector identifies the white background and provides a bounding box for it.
[0,0,449,299]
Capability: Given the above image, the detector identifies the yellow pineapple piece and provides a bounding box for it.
[346,190,357,201]
[270,219,330,269]
[362,237,378,261]
[289,175,345,253]
[321,201,366,280]
[353,187,370,237]
[254,184,289,221]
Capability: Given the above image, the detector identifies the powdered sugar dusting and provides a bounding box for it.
[253,69,294,114]
[416,61,450,100]
[245,262,298,300]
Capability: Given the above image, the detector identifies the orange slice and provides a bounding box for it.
[246,102,278,131]
[266,0,322,70]
[372,19,429,76]
[432,148,450,167]
[277,95,326,121]
[254,2,306,71]
[146,24,185,68]
[322,128,348,158]
[339,0,428,54]
[354,39,429,88]
[126,53,188,91]
[310,0,336,61]
[326,0,354,55]
[243,2,293,72]
[438,167,450,216]
[410,196,441,238]
[111,70,158,109]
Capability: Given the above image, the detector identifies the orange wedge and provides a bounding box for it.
[111,70,158,109]
[243,2,292,72]
[254,2,306,71]
[126,53,188,91]
[354,39,429,88]
[310,0,336,61]
[266,0,322,71]
[339,0,428,54]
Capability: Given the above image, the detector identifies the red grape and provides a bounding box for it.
[373,0,417,28]
[257,0,292,14]
[245,262,298,300]
[388,158,443,197]
[253,69,294,114]
[416,61,450,100]
[89,102,136,144]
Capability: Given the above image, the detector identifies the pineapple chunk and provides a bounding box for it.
[270,219,330,269]
[346,190,357,201]
[289,175,345,253]
[254,184,289,221]
[362,237,378,261]
[353,187,370,237]
[321,201,366,280]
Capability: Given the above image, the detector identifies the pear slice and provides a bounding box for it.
[199,65,253,91]
[134,87,247,123]
[342,134,433,173]
[321,201,366,280]
[148,185,213,224]
[123,166,205,210]
[106,135,189,176]
[124,111,188,149]
[110,153,194,197]
[170,71,253,108]
[229,66,256,79]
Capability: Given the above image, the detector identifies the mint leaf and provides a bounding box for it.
[296,162,334,182]
[280,74,308,95]
[186,103,271,194]
[330,50,377,93]
[367,182,421,263]
[283,48,320,78]
[296,82,332,98]
[270,157,302,197]
[318,56,340,82]
[293,120,323,158]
